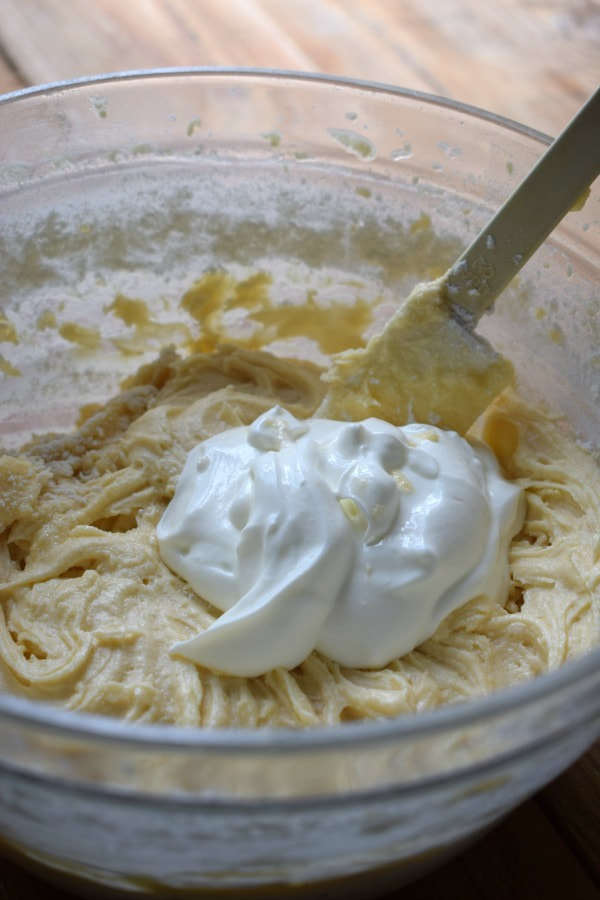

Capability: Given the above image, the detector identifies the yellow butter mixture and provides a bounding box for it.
[0,333,598,727]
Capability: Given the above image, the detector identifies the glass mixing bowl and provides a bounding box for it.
[0,69,598,899]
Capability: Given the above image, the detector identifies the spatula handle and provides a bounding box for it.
[445,85,600,326]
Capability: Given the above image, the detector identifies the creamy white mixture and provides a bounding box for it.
[158,406,524,676]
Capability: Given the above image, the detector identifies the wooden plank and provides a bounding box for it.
[250,0,437,92]
[398,795,600,900]
[540,743,600,879]
[0,855,68,900]
[0,54,23,95]
[329,0,600,134]
[0,0,597,133]
[0,0,316,84]
[0,0,207,83]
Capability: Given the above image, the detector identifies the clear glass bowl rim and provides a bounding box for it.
[0,66,597,755]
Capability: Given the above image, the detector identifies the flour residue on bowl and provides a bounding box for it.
[327,128,377,161]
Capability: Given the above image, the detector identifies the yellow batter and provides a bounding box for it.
[319,276,513,433]
[0,333,598,727]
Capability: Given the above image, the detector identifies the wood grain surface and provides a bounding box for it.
[0,3,598,899]
[0,0,599,133]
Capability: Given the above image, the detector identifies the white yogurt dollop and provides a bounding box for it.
[157,406,524,676]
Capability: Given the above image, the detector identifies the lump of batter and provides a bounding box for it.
[0,341,598,728]
[319,277,513,434]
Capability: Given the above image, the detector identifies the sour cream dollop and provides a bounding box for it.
[157,406,524,676]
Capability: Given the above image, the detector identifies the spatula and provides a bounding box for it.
[319,86,600,434]
[445,84,600,327]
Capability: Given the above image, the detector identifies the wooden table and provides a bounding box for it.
[0,3,598,898]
